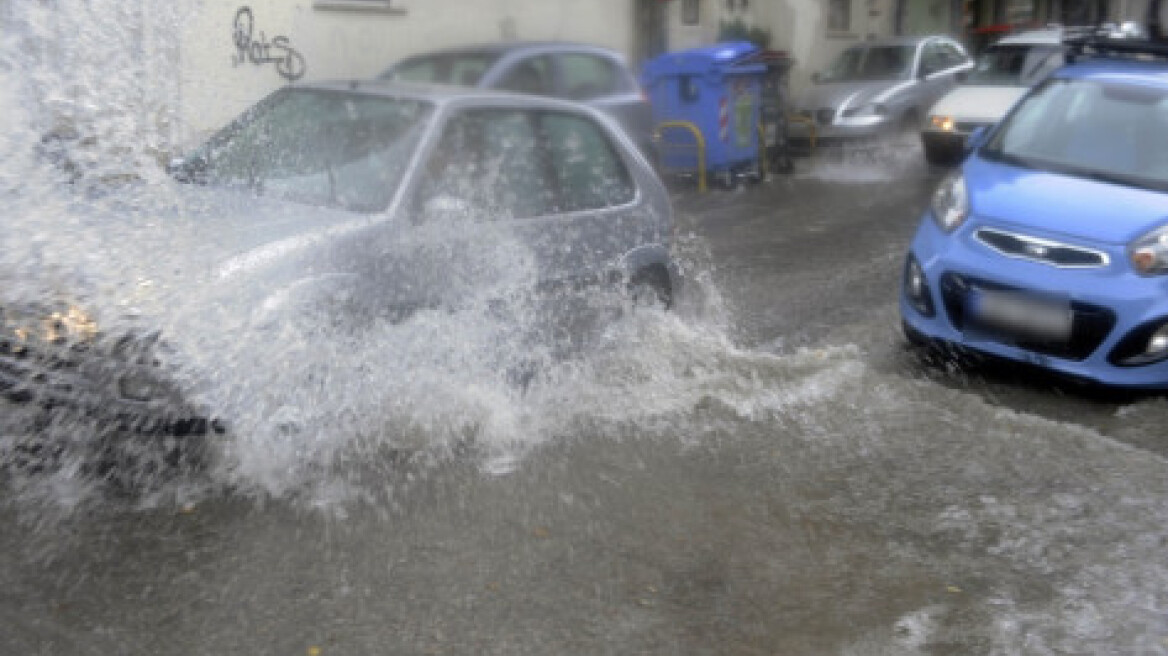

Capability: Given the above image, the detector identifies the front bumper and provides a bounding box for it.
[0,330,213,435]
[920,129,968,163]
[787,111,896,143]
[900,214,1168,389]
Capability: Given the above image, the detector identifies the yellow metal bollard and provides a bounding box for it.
[654,120,707,193]
[786,113,817,153]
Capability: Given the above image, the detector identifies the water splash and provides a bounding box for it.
[0,0,783,514]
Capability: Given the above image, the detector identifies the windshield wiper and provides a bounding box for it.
[989,150,1168,192]
[980,148,1045,171]
[1074,168,1168,192]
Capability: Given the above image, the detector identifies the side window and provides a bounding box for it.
[557,53,621,100]
[940,42,968,69]
[417,109,553,219]
[920,43,944,76]
[541,112,635,212]
[496,56,553,95]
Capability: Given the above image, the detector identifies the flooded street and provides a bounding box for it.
[4,160,1168,654]
[4,3,1168,654]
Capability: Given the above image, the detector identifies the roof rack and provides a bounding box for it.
[1064,32,1168,63]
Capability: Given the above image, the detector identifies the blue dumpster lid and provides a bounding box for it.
[642,41,766,80]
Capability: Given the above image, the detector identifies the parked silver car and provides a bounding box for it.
[790,36,973,144]
[3,81,678,482]
[379,42,655,158]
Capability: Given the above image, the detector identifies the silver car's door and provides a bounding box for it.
[919,39,973,110]
[408,105,655,296]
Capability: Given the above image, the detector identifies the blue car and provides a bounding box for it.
[901,38,1168,388]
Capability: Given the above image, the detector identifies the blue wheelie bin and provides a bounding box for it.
[642,42,767,186]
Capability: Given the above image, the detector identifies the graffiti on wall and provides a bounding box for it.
[232,7,307,81]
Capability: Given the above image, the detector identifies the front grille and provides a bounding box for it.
[816,108,835,125]
[940,273,1115,361]
[0,330,213,434]
[0,337,85,402]
[975,228,1109,268]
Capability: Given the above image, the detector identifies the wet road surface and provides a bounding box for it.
[3,151,1168,655]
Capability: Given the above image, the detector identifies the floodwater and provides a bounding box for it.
[3,3,1168,654]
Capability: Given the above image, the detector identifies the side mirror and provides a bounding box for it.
[965,125,991,153]
[955,70,969,83]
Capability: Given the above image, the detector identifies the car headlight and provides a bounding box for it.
[2,303,99,345]
[929,115,956,132]
[1129,225,1168,275]
[930,171,969,233]
[842,103,887,118]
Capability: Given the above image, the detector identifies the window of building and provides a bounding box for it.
[313,0,405,13]
[828,0,852,32]
[682,0,700,25]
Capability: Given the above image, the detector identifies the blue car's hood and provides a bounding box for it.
[966,155,1168,245]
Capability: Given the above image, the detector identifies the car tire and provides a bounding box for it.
[628,267,673,310]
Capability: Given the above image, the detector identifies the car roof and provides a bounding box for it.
[292,78,605,112]
[996,29,1064,46]
[846,35,947,48]
[1053,57,1168,86]
[393,41,626,61]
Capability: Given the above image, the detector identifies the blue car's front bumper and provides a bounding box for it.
[900,213,1168,389]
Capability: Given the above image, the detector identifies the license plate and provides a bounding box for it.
[968,288,1072,342]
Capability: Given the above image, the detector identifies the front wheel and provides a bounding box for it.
[628,267,673,310]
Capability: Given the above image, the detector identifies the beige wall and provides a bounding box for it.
[178,0,634,144]
[662,0,900,98]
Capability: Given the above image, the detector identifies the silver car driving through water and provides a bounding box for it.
[790,35,973,144]
[1,81,679,483]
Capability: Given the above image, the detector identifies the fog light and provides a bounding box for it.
[1148,325,1168,355]
[1109,319,1168,367]
[904,256,934,317]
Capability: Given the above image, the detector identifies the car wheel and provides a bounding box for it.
[628,267,673,310]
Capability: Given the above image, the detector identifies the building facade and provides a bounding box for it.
[177,0,644,142]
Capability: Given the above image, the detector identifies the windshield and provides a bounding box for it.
[175,88,433,212]
[966,44,1065,86]
[983,77,1168,192]
[818,45,915,82]
[382,53,500,86]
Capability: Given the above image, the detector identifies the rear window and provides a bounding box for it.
[967,44,1065,86]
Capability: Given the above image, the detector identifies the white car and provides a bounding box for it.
[921,29,1067,166]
